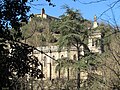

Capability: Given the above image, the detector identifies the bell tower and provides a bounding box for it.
[41,8,45,18]
[88,15,103,54]
[93,15,98,28]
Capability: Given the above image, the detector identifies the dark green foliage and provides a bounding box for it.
[50,6,105,90]
[56,6,90,53]
[0,0,44,89]
[55,57,75,73]
[0,41,43,88]
[0,0,30,30]
[51,6,90,90]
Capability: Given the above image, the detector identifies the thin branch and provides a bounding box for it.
[72,42,77,47]
[27,2,46,6]
[109,4,119,30]
[103,64,120,80]
[77,0,107,4]
[33,47,56,61]
[98,55,120,80]
[23,22,37,40]
[104,31,119,39]
[98,0,120,19]
[27,2,46,11]
[108,45,120,66]
[100,18,115,27]
[114,50,120,59]
[10,40,57,62]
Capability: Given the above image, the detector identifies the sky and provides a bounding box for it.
[28,0,120,25]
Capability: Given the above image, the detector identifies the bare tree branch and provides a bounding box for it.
[108,46,120,66]
[98,0,120,19]
[77,0,120,22]
[77,0,107,4]
[27,2,46,6]
[109,4,119,30]
[103,64,120,80]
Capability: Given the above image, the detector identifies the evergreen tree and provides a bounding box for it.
[52,6,92,90]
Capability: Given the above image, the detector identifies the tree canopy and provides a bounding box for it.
[0,0,120,89]
[0,0,44,89]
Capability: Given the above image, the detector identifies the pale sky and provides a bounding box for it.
[28,0,120,25]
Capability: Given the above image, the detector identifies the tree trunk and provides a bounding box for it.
[77,47,81,90]
[59,69,60,78]
[67,68,69,80]
[67,47,70,81]
[50,63,52,80]
[77,68,80,90]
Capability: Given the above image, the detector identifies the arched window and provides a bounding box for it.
[61,55,64,58]
[92,38,100,47]
[43,56,47,67]
[92,38,95,46]
[95,39,100,47]
[73,54,76,60]
[52,55,55,65]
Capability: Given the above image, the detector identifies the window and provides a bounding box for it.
[92,38,100,47]
[95,39,98,47]
[43,56,47,67]
[73,54,76,60]
[61,55,64,58]
[52,56,55,65]
[92,39,95,46]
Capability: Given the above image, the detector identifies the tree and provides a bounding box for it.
[97,24,120,90]
[51,6,93,90]
[0,0,44,89]
[21,15,58,47]
[76,0,120,89]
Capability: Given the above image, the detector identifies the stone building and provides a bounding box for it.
[30,8,58,21]
[31,9,103,80]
